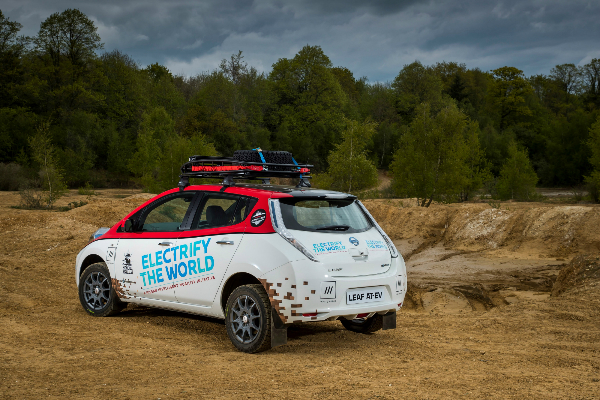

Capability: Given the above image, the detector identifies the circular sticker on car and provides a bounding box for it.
[250,209,267,227]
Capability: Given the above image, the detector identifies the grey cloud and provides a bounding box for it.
[2,0,599,81]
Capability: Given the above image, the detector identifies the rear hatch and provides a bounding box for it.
[276,196,391,277]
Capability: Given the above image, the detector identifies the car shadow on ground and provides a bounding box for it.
[115,305,347,342]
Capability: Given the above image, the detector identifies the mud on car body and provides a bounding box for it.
[76,150,407,353]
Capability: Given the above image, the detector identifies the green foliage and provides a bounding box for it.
[33,8,103,67]
[156,131,218,192]
[78,182,95,196]
[269,45,347,168]
[313,120,378,193]
[488,67,533,130]
[2,8,600,196]
[495,141,539,201]
[27,122,67,207]
[392,61,444,122]
[128,106,218,192]
[390,102,485,206]
[58,200,88,212]
[0,162,24,190]
[584,116,600,202]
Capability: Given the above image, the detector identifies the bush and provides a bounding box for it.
[586,174,600,203]
[78,182,96,196]
[0,163,23,190]
[18,180,44,209]
[496,141,539,201]
[314,120,378,193]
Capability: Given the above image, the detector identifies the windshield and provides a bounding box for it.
[279,198,372,233]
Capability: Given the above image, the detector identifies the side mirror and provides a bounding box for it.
[124,219,134,232]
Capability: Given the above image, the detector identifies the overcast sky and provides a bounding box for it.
[3,0,599,81]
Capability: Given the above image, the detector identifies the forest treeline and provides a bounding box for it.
[1,9,600,205]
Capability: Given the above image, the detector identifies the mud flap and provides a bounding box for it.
[382,311,396,330]
[271,308,288,348]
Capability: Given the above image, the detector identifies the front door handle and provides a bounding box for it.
[158,242,173,246]
[216,240,234,245]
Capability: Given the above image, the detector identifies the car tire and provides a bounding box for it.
[340,314,384,334]
[225,284,272,353]
[233,150,295,172]
[233,150,262,163]
[79,262,125,317]
[263,151,294,171]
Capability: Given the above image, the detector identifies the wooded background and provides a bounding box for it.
[1,9,599,204]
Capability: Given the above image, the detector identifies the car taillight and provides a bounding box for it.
[356,200,399,258]
[302,313,317,317]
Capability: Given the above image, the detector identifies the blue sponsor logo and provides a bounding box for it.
[313,241,346,253]
[349,237,359,246]
[366,240,386,249]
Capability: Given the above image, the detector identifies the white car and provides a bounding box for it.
[76,151,407,353]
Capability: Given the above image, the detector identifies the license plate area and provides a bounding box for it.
[346,286,385,305]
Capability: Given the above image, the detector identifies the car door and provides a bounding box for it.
[113,191,200,302]
[174,192,254,307]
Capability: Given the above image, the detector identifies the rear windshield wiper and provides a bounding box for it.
[316,225,350,231]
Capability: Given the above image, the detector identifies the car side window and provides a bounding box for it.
[192,193,243,230]
[141,192,196,232]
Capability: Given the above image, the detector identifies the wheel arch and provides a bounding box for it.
[80,254,105,277]
[220,272,262,314]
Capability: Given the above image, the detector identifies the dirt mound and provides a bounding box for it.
[67,194,153,228]
[363,200,600,258]
[551,254,600,296]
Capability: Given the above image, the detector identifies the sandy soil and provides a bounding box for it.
[1,191,599,399]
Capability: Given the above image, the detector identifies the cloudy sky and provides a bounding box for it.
[3,0,599,81]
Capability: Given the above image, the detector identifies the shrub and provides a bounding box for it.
[0,163,23,191]
[496,141,539,201]
[18,179,43,209]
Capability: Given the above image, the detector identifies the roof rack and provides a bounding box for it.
[178,153,313,191]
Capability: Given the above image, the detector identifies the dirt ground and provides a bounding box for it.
[1,190,599,399]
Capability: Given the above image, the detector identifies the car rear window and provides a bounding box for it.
[279,198,372,233]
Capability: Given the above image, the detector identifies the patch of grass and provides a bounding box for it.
[78,182,96,196]
[57,200,88,212]
[488,200,502,209]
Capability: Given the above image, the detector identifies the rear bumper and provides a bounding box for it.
[258,256,407,324]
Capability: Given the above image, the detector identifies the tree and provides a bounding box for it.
[34,9,103,68]
[219,50,249,85]
[584,116,600,202]
[128,107,175,192]
[313,120,378,193]
[488,66,533,130]
[0,11,30,109]
[269,45,346,168]
[581,59,600,106]
[28,122,67,207]
[391,61,444,122]
[496,141,538,201]
[157,132,217,191]
[390,102,481,206]
[550,64,581,97]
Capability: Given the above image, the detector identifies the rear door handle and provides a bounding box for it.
[216,240,234,245]
[159,242,173,246]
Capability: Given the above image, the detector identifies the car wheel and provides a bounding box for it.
[79,262,124,317]
[225,284,272,353]
[340,314,384,334]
